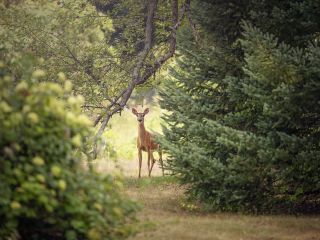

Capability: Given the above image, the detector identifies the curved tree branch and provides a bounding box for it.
[93,0,192,158]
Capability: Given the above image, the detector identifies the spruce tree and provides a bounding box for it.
[159,0,320,212]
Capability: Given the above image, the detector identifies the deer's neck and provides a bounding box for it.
[138,123,147,141]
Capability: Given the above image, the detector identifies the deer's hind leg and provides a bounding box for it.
[149,151,155,176]
[159,148,164,176]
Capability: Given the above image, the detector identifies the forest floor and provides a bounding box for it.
[98,158,320,240]
[124,176,320,240]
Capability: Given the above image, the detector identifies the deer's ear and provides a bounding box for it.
[143,108,149,115]
[132,108,138,115]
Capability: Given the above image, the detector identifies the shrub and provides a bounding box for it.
[0,55,137,239]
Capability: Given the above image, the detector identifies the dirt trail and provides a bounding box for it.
[124,177,320,240]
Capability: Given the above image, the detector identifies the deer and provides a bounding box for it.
[132,107,164,178]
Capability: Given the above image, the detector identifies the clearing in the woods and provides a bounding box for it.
[123,176,320,240]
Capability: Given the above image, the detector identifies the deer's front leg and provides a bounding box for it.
[138,148,142,178]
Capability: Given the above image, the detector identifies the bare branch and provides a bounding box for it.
[93,0,190,158]
[137,0,181,85]
[185,0,199,43]
[93,87,128,126]
[82,105,105,109]
[132,0,158,84]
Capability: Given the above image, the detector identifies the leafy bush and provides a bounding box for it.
[0,55,137,239]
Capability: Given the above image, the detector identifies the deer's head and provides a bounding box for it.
[132,107,149,124]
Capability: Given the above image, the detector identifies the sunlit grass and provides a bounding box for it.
[126,176,320,240]
[124,176,178,189]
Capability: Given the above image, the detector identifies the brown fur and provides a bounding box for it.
[132,107,164,178]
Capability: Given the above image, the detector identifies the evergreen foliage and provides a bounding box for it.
[159,0,320,213]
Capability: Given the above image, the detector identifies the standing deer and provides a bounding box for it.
[132,107,164,178]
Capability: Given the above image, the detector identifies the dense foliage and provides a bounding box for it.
[0,54,137,239]
[159,0,320,213]
[0,0,181,117]
[0,0,116,106]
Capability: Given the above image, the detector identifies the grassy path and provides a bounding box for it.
[124,176,320,240]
